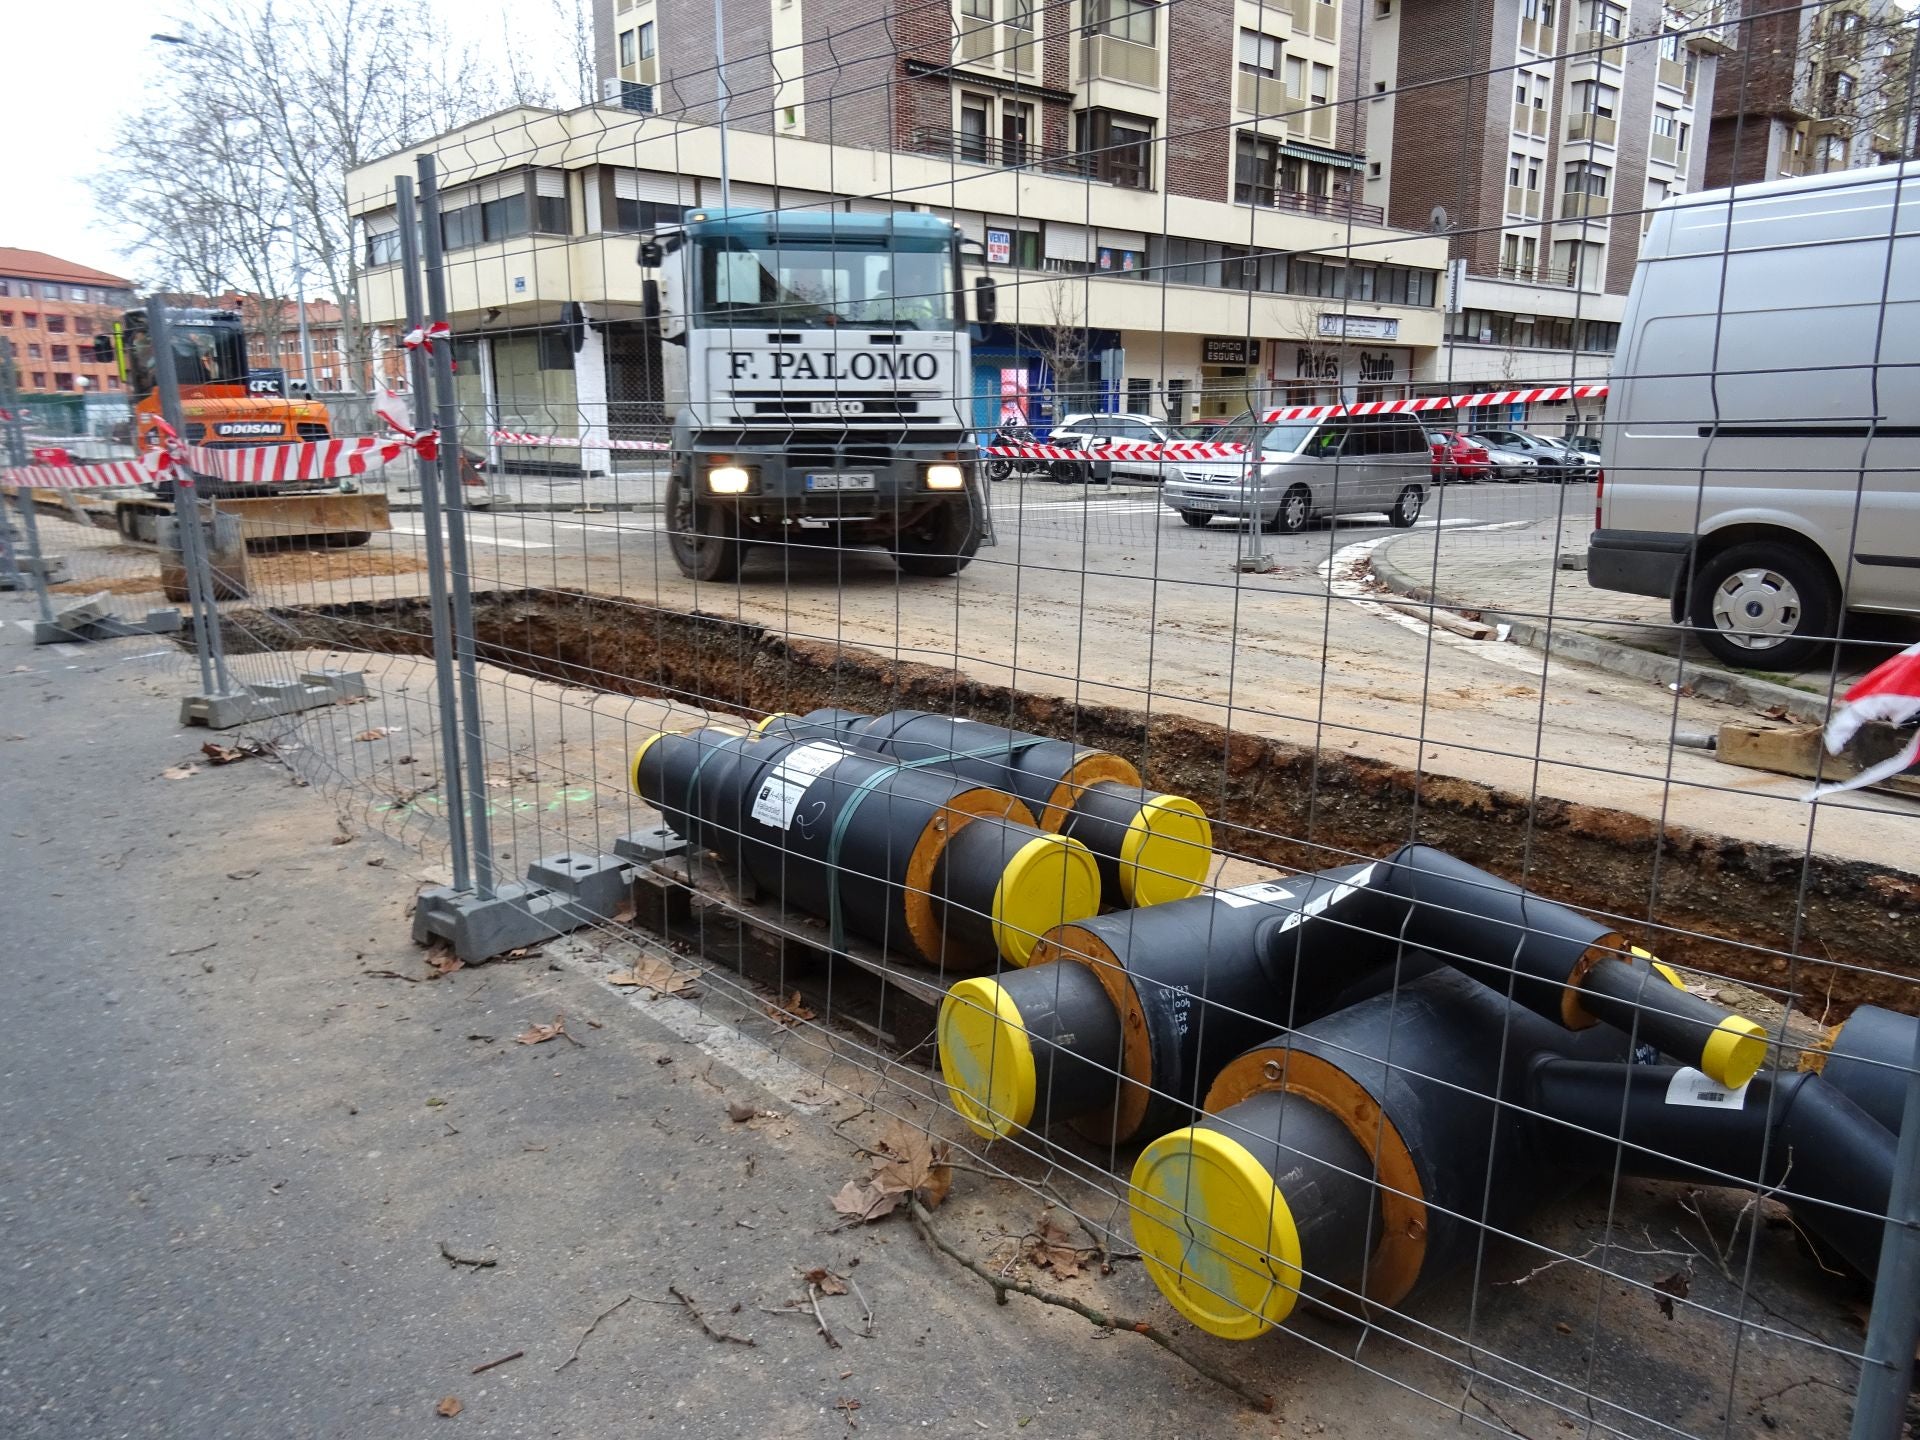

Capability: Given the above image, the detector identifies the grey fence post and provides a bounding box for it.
[1848,1016,1920,1440]
[417,154,497,898]
[395,174,473,896]
[0,341,55,623]
[147,299,231,700]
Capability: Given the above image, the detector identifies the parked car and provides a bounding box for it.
[1591,164,1920,668]
[1565,432,1603,454]
[1050,412,1187,483]
[1472,429,1587,480]
[1163,411,1429,532]
[1471,436,1542,481]
[1426,430,1493,483]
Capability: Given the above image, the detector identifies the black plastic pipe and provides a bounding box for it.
[763,707,1213,908]
[633,727,1100,968]
[1383,845,1767,1089]
[1526,1058,1896,1278]
[1821,1005,1918,1135]
[1129,969,1628,1337]
[938,857,1412,1141]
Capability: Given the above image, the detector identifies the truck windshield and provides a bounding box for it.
[695,237,954,330]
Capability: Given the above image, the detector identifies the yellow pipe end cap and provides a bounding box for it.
[1703,1015,1768,1091]
[630,729,672,796]
[937,977,1036,1141]
[753,712,794,732]
[1130,1127,1303,1341]
[1118,794,1214,907]
[991,834,1101,966]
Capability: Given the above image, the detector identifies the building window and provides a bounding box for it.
[41,284,61,299]
[1581,319,1619,351]
[31,372,45,387]
[27,344,42,360]
[75,319,92,336]
[24,313,38,329]
[1522,0,1554,20]
[1818,133,1849,171]
[960,0,992,18]
[1564,160,1610,196]
[1653,105,1676,137]
[0,312,10,326]
[0,280,10,296]
[1571,80,1618,118]
[1310,61,1331,106]
[365,222,402,267]
[1007,0,1033,31]
[614,197,685,231]
[46,314,66,334]
[50,345,69,362]
[1001,100,1032,167]
[1829,71,1856,111]
[1658,29,1680,60]
[1678,121,1691,153]
[1074,108,1154,188]
[107,376,121,391]
[1234,132,1280,205]
[1368,160,1381,177]
[638,20,655,57]
[619,28,636,66]
[53,372,74,390]
[1581,0,1624,37]
[1237,28,1281,79]
[1088,0,1156,46]
[960,94,991,161]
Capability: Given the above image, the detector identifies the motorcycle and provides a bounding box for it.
[983,425,1085,484]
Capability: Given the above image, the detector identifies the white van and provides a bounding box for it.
[1589,163,1920,668]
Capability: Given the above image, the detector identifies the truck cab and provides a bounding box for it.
[644,208,994,580]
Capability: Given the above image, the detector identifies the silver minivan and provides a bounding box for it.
[1590,163,1920,668]
[1162,411,1429,531]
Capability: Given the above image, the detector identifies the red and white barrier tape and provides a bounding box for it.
[0,459,164,490]
[491,430,673,452]
[1261,384,1609,423]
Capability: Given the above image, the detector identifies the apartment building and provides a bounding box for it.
[1362,0,1727,430]
[0,248,137,399]
[1706,0,1914,186]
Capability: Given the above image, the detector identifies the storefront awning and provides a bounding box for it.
[1277,141,1366,172]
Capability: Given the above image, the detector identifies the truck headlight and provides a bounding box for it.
[924,463,965,490]
[707,465,752,495]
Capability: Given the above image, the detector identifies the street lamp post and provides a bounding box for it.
[151,31,317,390]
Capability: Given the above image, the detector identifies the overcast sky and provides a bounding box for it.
[0,0,572,282]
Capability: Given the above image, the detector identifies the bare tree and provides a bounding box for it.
[1022,282,1093,427]
[551,0,598,108]
[94,1,502,390]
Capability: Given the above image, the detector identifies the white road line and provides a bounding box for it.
[388,521,551,550]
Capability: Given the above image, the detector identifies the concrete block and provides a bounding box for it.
[612,824,688,864]
[179,669,368,729]
[412,848,636,963]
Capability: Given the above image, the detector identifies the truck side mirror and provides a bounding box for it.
[638,239,664,268]
[90,335,116,364]
[973,276,997,325]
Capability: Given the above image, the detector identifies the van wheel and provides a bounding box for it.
[1390,485,1424,528]
[1263,484,1312,534]
[665,474,743,582]
[1687,540,1837,670]
[1178,511,1213,528]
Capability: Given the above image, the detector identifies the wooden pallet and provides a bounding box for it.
[1717,720,1920,799]
[631,851,975,1061]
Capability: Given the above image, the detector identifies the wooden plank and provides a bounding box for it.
[1375,596,1495,640]
[1716,721,1920,798]
[643,853,962,1058]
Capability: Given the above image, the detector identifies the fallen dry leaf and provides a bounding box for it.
[435,1395,462,1418]
[872,1121,953,1210]
[1025,1209,1085,1279]
[201,739,272,765]
[612,902,637,925]
[160,765,199,781]
[515,1015,569,1046]
[424,949,464,980]
[1650,1268,1692,1320]
[354,728,390,742]
[768,990,817,1026]
[606,956,697,996]
[804,1266,849,1296]
[831,1179,904,1224]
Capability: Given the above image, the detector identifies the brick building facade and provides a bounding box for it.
[0,249,136,397]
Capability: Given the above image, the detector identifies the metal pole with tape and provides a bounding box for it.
[417,153,496,898]
[147,299,226,697]
[0,338,55,624]
[394,173,472,896]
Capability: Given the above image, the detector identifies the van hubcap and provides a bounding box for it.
[1710,568,1801,649]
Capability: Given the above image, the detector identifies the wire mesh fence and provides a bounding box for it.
[8,0,1920,1433]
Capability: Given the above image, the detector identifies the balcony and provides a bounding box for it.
[1489,263,1578,287]
[1673,0,1735,54]
[1085,34,1159,87]
[1520,16,1551,52]
[1238,70,1295,120]
[1572,29,1625,66]
[1512,102,1548,137]
[1566,112,1618,145]
[907,126,1104,180]
[1559,191,1610,220]
[1650,132,1678,165]
[621,55,659,85]
[1506,184,1545,218]
[1256,188,1384,225]
[1657,56,1687,90]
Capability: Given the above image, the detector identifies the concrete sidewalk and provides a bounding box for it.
[370,466,666,515]
[1370,512,1904,721]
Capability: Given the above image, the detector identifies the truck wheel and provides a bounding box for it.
[321,531,373,549]
[1686,540,1838,671]
[665,474,743,582]
[892,501,981,577]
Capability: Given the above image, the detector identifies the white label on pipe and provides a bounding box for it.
[1217,881,1299,910]
[1664,1067,1748,1110]
[749,743,850,829]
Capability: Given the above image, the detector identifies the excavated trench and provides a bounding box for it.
[215,588,1920,1018]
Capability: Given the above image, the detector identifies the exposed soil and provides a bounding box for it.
[211,588,1920,1019]
[50,574,166,596]
[243,547,427,586]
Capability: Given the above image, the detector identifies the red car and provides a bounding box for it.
[1427,430,1491,483]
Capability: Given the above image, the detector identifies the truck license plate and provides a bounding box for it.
[806,472,876,492]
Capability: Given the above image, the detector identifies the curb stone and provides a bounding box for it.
[1368,531,1836,725]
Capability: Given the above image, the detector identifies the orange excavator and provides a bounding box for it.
[93,306,389,546]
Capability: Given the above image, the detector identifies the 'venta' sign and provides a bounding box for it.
[1203,337,1260,365]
